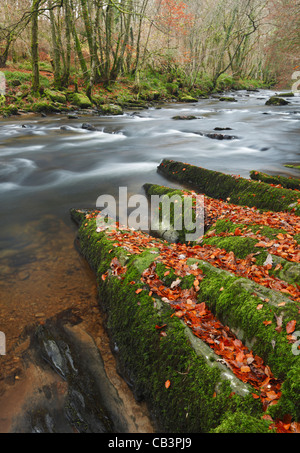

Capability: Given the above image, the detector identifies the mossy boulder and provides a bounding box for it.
[265,96,290,106]
[172,115,197,120]
[30,101,61,113]
[219,96,237,102]
[1,104,18,116]
[100,103,123,115]
[69,92,93,109]
[178,94,198,102]
[44,89,67,104]
[91,94,105,107]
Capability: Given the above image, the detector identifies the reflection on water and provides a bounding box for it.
[0,89,299,382]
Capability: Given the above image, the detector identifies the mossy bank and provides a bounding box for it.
[70,208,299,432]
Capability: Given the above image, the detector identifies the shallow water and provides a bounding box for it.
[0,89,299,430]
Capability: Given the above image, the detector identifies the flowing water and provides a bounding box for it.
[0,89,299,432]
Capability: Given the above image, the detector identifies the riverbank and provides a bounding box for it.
[0,68,271,118]
[70,158,300,432]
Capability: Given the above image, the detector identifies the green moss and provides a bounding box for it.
[44,89,66,104]
[267,365,300,421]
[30,101,61,113]
[178,94,198,102]
[157,160,300,215]
[211,411,274,433]
[284,164,300,171]
[70,209,270,432]
[0,104,18,116]
[250,170,300,191]
[100,104,123,115]
[71,209,300,427]
[219,96,237,102]
[68,92,93,109]
[265,96,289,106]
[196,260,300,383]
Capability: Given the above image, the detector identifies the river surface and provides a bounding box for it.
[0,89,299,431]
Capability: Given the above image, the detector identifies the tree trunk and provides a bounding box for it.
[31,0,41,95]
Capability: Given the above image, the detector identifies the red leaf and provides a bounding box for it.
[286,320,296,334]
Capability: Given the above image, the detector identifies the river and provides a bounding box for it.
[0,89,299,432]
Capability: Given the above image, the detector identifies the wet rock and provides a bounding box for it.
[277,92,294,97]
[206,133,238,140]
[219,97,237,102]
[172,115,197,120]
[178,94,198,102]
[22,315,138,433]
[214,127,233,131]
[265,96,290,106]
[81,123,97,132]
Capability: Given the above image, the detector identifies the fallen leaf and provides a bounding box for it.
[165,380,171,389]
[286,320,296,334]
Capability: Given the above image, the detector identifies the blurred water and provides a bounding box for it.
[0,88,299,265]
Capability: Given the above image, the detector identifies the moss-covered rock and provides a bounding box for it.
[265,96,290,106]
[70,208,300,429]
[157,160,300,215]
[100,103,123,115]
[30,101,61,113]
[178,94,198,102]
[250,170,300,191]
[68,92,93,109]
[44,88,67,104]
[0,104,18,116]
[219,96,237,102]
[70,209,280,432]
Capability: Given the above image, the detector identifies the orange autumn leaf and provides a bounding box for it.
[240,366,251,373]
[165,380,171,389]
[135,288,143,294]
[286,320,296,334]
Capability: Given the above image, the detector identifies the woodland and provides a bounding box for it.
[0,0,299,110]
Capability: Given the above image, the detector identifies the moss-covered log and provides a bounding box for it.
[70,208,300,430]
[157,160,300,215]
[250,170,300,191]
